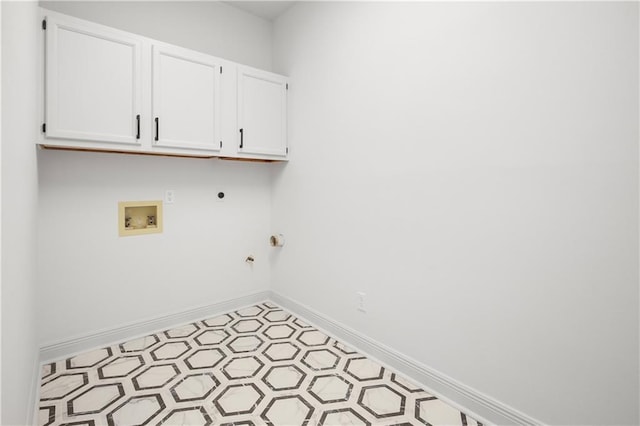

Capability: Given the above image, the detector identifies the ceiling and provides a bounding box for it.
[223,1,297,21]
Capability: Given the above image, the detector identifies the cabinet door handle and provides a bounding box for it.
[136,115,140,139]
[155,117,159,141]
[239,128,244,149]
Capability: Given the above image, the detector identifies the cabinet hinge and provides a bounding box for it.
[42,123,46,133]
[42,19,46,30]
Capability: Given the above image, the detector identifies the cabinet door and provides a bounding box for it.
[45,14,142,145]
[237,66,288,157]
[152,44,221,152]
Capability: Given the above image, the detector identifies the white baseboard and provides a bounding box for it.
[27,355,40,426]
[39,290,270,363]
[270,291,544,426]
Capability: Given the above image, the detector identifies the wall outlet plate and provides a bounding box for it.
[164,190,175,204]
[357,292,366,313]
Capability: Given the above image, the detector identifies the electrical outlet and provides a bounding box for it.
[164,190,175,204]
[357,292,366,313]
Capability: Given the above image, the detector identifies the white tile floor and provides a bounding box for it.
[38,302,483,425]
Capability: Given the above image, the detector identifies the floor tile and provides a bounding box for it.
[37,302,483,425]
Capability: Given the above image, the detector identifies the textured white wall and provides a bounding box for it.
[38,151,272,344]
[36,2,274,344]
[272,2,639,424]
[2,2,41,424]
[1,3,3,421]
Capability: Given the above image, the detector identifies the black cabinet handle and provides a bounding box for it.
[136,115,140,139]
[155,117,159,141]
[239,128,244,149]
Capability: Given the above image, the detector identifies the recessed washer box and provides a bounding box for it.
[118,200,163,237]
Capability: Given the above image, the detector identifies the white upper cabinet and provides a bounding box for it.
[237,66,288,158]
[152,44,221,152]
[40,10,288,161]
[45,13,142,146]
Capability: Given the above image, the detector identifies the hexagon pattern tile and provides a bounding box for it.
[38,303,483,425]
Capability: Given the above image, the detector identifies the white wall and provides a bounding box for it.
[272,2,639,425]
[2,2,41,424]
[37,2,274,345]
[1,2,4,421]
